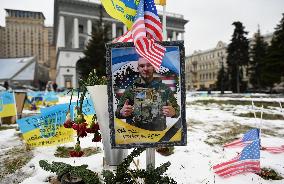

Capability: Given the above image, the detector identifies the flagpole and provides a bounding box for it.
[162,4,167,40]
[260,105,263,147]
[146,0,168,170]
[13,91,18,121]
[251,100,257,127]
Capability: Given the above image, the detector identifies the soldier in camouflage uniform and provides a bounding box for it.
[115,57,180,131]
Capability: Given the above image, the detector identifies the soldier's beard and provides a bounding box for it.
[141,74,154,83]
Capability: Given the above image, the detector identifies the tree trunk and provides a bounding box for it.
[236,65,240,93]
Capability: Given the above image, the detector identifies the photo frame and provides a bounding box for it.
[106,41,186,148]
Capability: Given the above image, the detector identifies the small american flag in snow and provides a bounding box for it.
[223,128,259,148]
[262,145,284,154]
[213,139,261,177]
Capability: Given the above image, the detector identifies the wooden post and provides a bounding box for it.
[146,148,155,169]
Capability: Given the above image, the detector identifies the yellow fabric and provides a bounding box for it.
[22,125,74,147]
[0,104,16,118]
[154,0,166,5]
[100,0,139,29]
[43,100,58,106]
[169,128,182,142]
[114,118,181,145]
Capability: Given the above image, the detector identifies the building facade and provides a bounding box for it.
[0,26,4,57]
[54,0,188,88]
[0,9,50,66]
[186,33,273,91]
[186,41,227,90]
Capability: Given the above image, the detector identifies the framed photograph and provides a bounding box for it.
[106,41,186,148]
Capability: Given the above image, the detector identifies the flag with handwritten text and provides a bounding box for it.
[17,104,74,147]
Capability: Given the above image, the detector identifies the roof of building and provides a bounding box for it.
[5,9,45,20]
[189,41,227,57]
[0,57,36,81]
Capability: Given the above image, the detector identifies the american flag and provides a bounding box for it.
[213,139,261,177]
[223,128,259,148]
[262,145,284,154]
[113,31,133,43]
[113,0,166,71]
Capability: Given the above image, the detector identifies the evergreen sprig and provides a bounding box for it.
[39,160,100,184]
[102,148,177,184]
[80,70,107,87]
[40,148,177,184]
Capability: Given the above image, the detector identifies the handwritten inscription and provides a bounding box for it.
[117,128,160,140]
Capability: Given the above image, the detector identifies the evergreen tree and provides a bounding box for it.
[262,13,284,89]
[215,61,229,93]
[77,5,110,80]
[249,28,268,90]
[226,21,250,93]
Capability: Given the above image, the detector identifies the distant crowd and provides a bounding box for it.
[45,81,58,92]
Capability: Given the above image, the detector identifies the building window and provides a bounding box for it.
[117,27,123,37]
[79,25,84,33]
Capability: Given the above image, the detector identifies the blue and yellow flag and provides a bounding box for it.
[17,105,74,147]
[43,92,59,106]
[0,91,17,118]
[72,98,96,125]
[100,0,139,29]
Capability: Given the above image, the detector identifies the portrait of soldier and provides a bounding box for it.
[115,57,180,131]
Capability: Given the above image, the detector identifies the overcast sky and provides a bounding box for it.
[0,0,283,55]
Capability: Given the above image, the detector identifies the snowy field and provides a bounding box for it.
[0,93,284,184]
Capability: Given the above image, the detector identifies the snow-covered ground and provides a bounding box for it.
[0,93,284,184]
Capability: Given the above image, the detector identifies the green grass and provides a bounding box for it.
[204,123,282,146]
[204,124,254,146]
[190,99,281,109]
[54,146,101,158]
[0,126,15,131]
[236,112,284,120]
[0,146,33,179]
[257,168,284,180]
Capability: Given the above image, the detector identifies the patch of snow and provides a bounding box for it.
[1,93,283,183]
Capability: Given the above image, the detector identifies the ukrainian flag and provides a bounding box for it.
[0,91,17,118]
[101,0,139,29]
[17,109,74,147]
[43,92,59,106]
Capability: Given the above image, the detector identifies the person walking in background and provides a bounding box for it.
[45,81,54,92]
[52,81,58,92]
[4,81,9,90]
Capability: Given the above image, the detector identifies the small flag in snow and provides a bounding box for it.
[214,139,261,177]
[223,128,259,148]
[262,145,284,154]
